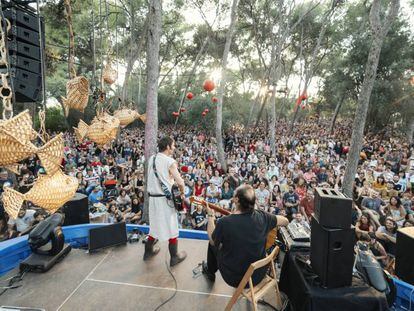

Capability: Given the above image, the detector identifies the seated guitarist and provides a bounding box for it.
[202,184,288,287]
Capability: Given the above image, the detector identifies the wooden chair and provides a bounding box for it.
[225,246,283,311]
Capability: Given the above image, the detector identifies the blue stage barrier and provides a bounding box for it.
[0,223,208,276]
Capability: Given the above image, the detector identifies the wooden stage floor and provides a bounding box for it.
[0,238,280,310]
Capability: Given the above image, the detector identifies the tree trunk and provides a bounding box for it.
[246,83,263,128]
[255,93,268,128]
[121,19,148,103]
[175,37,209,126]
[406,118,414,144]
[143,0,162,224]
[64,0,75,79]
[342,0,399,197]
[289,6,336,134]
[216,0,239,172]
[329,93,346,135]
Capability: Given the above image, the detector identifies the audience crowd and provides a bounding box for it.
[1,119,414,268]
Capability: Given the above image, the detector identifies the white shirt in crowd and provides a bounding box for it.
[8,210,36,232]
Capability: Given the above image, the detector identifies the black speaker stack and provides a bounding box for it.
[1,0,44,102]
[395,227,414,285]
[310,188,355,288]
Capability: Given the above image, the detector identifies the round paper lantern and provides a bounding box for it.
[201,111,207,117]
[203,80,215,92]
[180,107,186,112]
[186,92,194,100]
[172,112,179,117]
[211,96,218,103]
[204,108,209,113]
[342,146,349,153]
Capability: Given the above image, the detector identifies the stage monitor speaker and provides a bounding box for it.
[314,187,352,229]
[310,216,355,288]
[88,222,127,252]
[396,227,414,285]
[62,193,90,226]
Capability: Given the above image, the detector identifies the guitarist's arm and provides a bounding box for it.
[205,202,216,246]
[170,162,185,196]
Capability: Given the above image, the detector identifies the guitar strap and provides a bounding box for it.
[152,154,172,199]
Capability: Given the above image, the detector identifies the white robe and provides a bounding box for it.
[147,153,179,241]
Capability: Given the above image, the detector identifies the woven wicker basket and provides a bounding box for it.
[0,110,38,168]
[139,113,146,123]
[62,76,90,116]
[75,113,119,147]
[103,62,117,85]
[114,108,139,127]
[3,170,79,219]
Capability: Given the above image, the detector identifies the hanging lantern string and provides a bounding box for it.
[37,109,49,143]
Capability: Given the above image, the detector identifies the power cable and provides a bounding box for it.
[153,252,178,311]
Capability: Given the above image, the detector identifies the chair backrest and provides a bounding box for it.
[251,246,279,270]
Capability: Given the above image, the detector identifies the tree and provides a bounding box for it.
[143,0,162,223]
[216,0,240,172]
[342,0,400,197]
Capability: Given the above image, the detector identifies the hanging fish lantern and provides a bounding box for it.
[3,170,78,219]
[113,108,141,128]
[61,76,90,116]
[74,113,120,147]
[0,110,64,174]
[139,113,146,123]
[103,61,117,85]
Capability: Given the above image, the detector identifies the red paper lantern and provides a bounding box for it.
[203,80,215,92]
[201,111,207,117]
[204,108,209,113]
[186,92,194,100]
[212,96,218,103]
[172,112,180,117]
[301,91,308,100]
[180,107,186,112]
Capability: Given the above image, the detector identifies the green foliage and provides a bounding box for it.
[34,106,69,132]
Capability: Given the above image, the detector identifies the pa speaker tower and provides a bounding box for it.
[1,1,44,102]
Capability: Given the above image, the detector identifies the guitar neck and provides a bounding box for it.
[190,196,231,215]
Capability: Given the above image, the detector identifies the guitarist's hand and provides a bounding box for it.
[205,201,213,216]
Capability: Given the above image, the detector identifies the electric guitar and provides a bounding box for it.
[189,196,278,251]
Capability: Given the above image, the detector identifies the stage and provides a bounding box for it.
[0,238,280,310]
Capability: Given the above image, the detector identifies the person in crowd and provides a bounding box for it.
[206,181,220,204]
[290,213,310,230]
[116,189,132,212]
[255,181,271,212]
[270,184,283,215]
[191,204,207,230]
[376,217,398,255]
[383,196,406,227]
[88,186,103,205]
[201,184,288,286]
[220,180,234,210]
[283,185,300,219]
[299,189,314,222]
[355,212,376,240]
[7,208,36,238]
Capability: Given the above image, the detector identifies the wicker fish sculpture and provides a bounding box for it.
[113,108,142,128]
[61,76,90,116]
[74,112,120,147]
[2,170,78,219]
[0,110,64,174]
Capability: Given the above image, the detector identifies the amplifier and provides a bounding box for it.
[314,187,352,229]
[3,7,40,31]
[10,25,40,46]
[8,39,40,60]
[9,54,41,74]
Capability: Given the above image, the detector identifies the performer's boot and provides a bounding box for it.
[169,240,187,267]
[201,260,216,282]
[143,237,160,261]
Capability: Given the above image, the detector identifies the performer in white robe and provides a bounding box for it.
[144,136,187,266]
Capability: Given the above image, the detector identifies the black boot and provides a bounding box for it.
[143,238,160,261]
[168,241,187,266]
[201,261,216,282]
